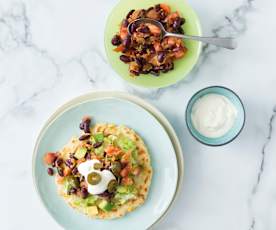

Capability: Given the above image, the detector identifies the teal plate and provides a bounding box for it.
[186,86,246,146]
[33,95,178,230]
[104,0,202,88]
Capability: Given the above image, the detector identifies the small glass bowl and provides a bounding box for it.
[185,86,245,146]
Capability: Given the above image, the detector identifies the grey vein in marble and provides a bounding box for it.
[0,2,62,121]
[249,105,276,230]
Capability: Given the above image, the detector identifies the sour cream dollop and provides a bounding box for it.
[191,93,238,138]
[78,159,115,195]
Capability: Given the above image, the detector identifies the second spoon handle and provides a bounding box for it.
[165,32,237,50]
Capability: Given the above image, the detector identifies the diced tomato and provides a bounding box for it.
[105,145,122,156]
[121,177,134,186]
[174,47,187,59]
[160,4,171,14]
[154,42,162,52]
[120,26,128,40]
[113,44,124,52]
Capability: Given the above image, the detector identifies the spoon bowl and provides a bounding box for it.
[128,18,237,50]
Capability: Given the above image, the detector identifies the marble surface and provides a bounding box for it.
[0,0,276,229]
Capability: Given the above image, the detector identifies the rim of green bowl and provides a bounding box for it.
[185,86,246,147]
[104,0,202,89]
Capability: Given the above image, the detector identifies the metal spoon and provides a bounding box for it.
[127,18,237,50]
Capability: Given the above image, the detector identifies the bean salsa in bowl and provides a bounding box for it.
[104,0,202,88]
[111,4,187,77]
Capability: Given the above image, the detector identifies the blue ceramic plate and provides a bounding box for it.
[186,86,245,146]
[33,95,178,230]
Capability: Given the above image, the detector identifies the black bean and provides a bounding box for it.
[122,35,131,48]
[57,167,64,177]
[140,9,146,18]
[111,35,121,46]
[160,10,166,20]
[72,167,78,175]
[120,55,131,63]
[177,27,184,34]
[135,57,145,67]
[157,52,166,63]
[122,19,129,27]
[47,168,54,176]
[79,134,90,141]
[140,70,150,74]
[180,17,186,25]
[80,187,89,199]
[126,9,135,19]
[93,142,103,148]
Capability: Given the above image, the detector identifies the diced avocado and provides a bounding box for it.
[87,206,98,215]
[131,149,138,166]
[74,147,87,159]
[94,133,104,142]
[117,185,137,194]
[85,195,97,206]
[117,136,136,152]
[98,200,113,212]
[73,195,97,207]
[117,185,128,194]
[64,176,80,194]
[114,193,136,205]
[94,145,104,156]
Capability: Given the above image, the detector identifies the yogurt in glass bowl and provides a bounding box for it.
[185,86,245,146]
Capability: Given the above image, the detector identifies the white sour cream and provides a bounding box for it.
[78,159,115,195]
[191,93,238,138]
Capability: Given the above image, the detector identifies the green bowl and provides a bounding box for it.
[104,0,202,88]
[185,86,246,146]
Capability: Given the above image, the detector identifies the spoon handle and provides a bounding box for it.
[165,33,237,50]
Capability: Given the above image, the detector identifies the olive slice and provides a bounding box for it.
[110,161,122,177]
[87,172,102,185]
[107,179,118,193]
[93,162,103,170]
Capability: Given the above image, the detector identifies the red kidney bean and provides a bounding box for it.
[93,142,103,148]
[72,167,78,175]
[138,26,150,34]
[55,158,63,167]
[79,134,90,141]
[120,55,131,63]
[47,168,54,176]
[57,167,64,177]
[83,122,90,133]
[111,35,121,46]
[65,159,72,167]
[126,9,135,19]
[157,52,166,63]
[122,19,129,27]
[80,187,89,199]
[122,35,131,48]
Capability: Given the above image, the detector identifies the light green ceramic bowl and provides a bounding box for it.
[104,0,202,88]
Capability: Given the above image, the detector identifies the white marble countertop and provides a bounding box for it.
[1,0,276,229]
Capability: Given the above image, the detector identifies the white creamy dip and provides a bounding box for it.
[78,159,115,195]
[191,93,238,138]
